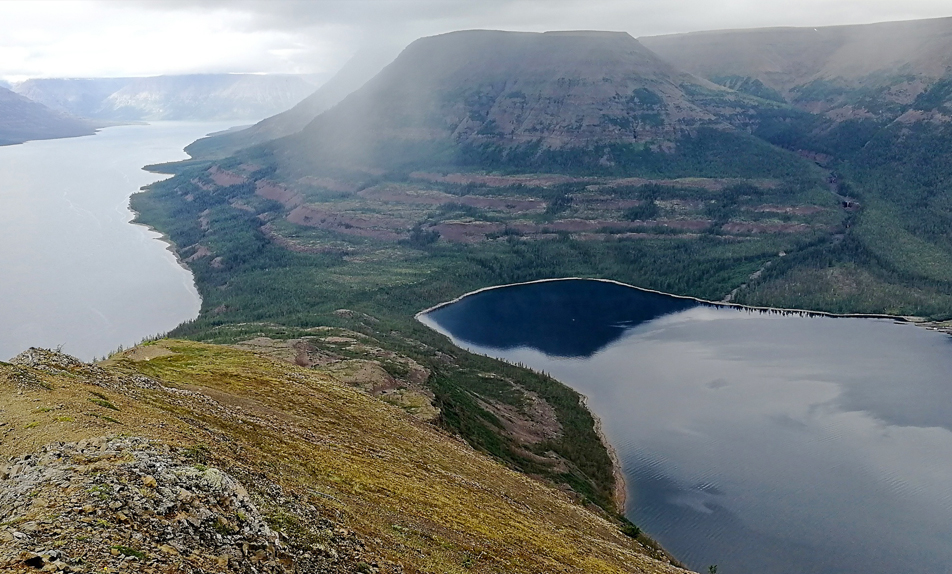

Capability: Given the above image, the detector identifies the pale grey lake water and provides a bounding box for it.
[0,122,237,361]
[422,279,952,574]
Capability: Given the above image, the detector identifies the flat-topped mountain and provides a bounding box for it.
[262,30,788,176]
[0,86,97,145]
[121,21,952,571]
[641,17,952,120]
[13,74,318,121]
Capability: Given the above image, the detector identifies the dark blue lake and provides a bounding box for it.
[420,279,952,574]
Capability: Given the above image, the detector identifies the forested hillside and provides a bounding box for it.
[641,18,952,315]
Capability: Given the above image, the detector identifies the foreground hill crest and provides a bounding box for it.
[0,342,690,573]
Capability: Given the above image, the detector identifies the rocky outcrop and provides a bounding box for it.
[0,340,692,574]
[0,436,374,573]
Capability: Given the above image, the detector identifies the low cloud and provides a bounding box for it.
[1,0,950,80]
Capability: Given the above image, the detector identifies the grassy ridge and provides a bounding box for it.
[0,341,687,573]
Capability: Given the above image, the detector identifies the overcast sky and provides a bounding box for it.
[1,0,950,82]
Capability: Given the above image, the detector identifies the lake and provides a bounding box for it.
[420,279,952,574]
[0,122,238,361]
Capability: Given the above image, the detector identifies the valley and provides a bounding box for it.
[5,13,952,574]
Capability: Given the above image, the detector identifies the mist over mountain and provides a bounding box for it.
[185,47,400,160]
[13,78,131,119]
[13,74,318,122]
[253,30,796,177]
[0,86,97,145]
[641,16,952,122]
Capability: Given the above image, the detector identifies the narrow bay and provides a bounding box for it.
[0,122,237,360]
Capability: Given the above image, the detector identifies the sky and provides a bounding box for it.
[1,0,951,83]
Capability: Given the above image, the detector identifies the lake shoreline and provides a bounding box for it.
[419,277,952,572]
[416,275,952,573]
[128,198,205,303]
[581,394,627,512]
[414,275,924,520]
[0,122,223,361]
[415,276,924,325]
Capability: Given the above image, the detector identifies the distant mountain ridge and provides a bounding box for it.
[13,74,318,122]
[641,16,952,121]
[185,48,399,160]
[0,86,97,146]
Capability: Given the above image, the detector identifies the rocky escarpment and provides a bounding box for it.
[0,437,374,573]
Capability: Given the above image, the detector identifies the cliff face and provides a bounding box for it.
[0,342,691,574]
[0,87,97,146]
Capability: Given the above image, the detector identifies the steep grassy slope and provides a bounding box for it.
[0,342,688,573]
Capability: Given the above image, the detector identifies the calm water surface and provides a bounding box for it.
[0,122,237,360]
[421,279,952,574]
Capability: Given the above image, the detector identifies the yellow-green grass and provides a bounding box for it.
[0,341,690,574]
